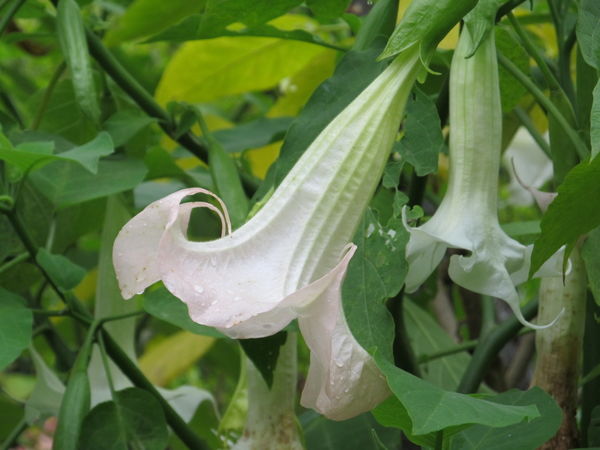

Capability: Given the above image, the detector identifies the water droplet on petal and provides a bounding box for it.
[194,285,204,294]
[233,296,241,302]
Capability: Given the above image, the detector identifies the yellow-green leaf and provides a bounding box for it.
[155,37,325,105]
[139,331,214,386]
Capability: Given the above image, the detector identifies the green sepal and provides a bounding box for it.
[464,0,511,57]
[378,0,478,65]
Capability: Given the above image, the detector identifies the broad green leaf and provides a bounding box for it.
[501,221,541,239]
[496,27,529,112]
[103,110,156,147]
[239,331,287,387]
[530,155,600,276]
[450,388,562,450]
[148,17,338,50]
[395,88,444,176]
[79,388,169,450]
[372,396,437,447]
[0,395,24,440]
[301,410,401,450]
[591,80,600,159]
[104,0,206,45]
[577,0,600,69]
[379,0,477,62]
[582,226,600,306]
[197,0,301,30]
[25,347,65,424]
[56,0,100,122]
[404,299,471,390]
[0,289,33,371]
[257,43,388,197]
[139,331,215,386]
[343,210,408,362]
[0,132,114,175]
[30,158,147,208]
[31,79,97,144]
[306,0,350,19]
[374,357,540,436]
[35,249,86,292]
[88,196,140,406]
[143,286,225,338]
[155,37,325,106]
[212,117,292,153]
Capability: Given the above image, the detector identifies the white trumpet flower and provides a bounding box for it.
[403,29,562,329]
[113,46,422,419]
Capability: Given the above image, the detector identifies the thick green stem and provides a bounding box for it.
[233,333,302,449]
[531,246,587,449]
[457,300,538,394]
[0,418,27,450]
[498,53,588,160]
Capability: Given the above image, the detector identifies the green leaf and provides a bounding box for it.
[449,388,562,450]
[577,0,600,69]
[0,132,114,175]
[530,155,600,276]
[79,388,169,450]
[198,0,301,30]
[582,226,600,306]
[395,88,444,176]
[301,410,401,450]
[104,0,206,45]
[0,289,33,371]
[29,158,147,208]
[239,331,287,388]
[589,405,600,446]
[35,249,86,292]
[374,357,540,436]
[306,0,350,19]
[103,110,156,147]
[54,370,90,450]
[258,43,388,197]
[148,17,338,50]
[25,346,65,424]
[379,0,478,62]
[33,79,97,144]
[56,0,100,122]
[213,117,293,153]
[496,27,529,112]
[591,80,600,160]
[343,210,408,361]
[155,36,325,106]
[404,299,472,390]
[198,113,249,229]
[372,396,437,447]
[143,286,225,338]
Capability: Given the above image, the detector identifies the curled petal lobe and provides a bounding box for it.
[299,245,390,420]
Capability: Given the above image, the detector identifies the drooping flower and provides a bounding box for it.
[113,46,421,419]
[403,28,562,329]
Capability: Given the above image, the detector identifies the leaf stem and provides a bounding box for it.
[31,61,66,130]
[457,300,538,394]
[498,53,588,160]
[0,251,28,275]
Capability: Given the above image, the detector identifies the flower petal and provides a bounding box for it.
[298,245,390,420]
[112,188,229,299]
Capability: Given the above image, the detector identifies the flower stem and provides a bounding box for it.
[531,245,587,449]
[457,300,538,394]
[498,53,588,160]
